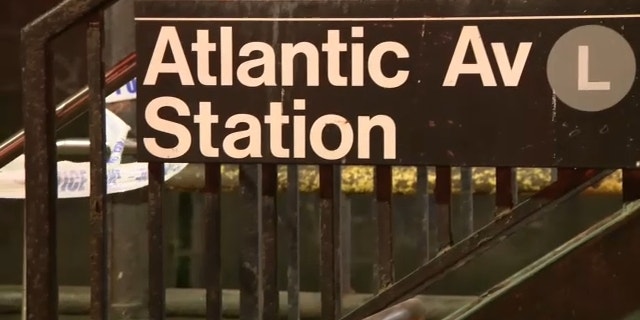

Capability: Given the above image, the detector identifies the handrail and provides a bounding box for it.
[0,53,136,169]
[56,138,137,156]
[363,298,427,320]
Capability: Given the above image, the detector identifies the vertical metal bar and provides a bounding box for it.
[285,165,300,320]
[374,166,394,291]
[239,165,263,320]
[203,163,222,320]
[496,167,518,212]
[435,167,453,251]
[190,193,205,287]
[340,193,352,294]
[416,167,430,263]
[22,208,26,320]
[459,167,474,236]
[262,164,279,319]
[87,13,108,320]
[333,166,347,295]
[622,169,640,204]
[101,22,142,314]
[319,165,341,320]
[148,162,165,320]
[22,32,58,320]
[1,53,136,171]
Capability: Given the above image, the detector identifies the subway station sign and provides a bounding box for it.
[134,0,640,167]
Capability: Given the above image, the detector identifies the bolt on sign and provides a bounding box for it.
[134,0,640,168]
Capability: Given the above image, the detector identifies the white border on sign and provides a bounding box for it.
[135,14,640,22]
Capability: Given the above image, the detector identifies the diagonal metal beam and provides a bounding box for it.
[445,199,640,320]
[340,169,613,320]
[0,52,135,169]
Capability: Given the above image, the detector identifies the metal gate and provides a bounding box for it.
[7,0,640,319]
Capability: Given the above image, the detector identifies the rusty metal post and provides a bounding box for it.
[339,188,353,295]
[496,167,518,213]
[203,163,222,319]
[435,167,453,251]
[87,12,108,320]
[374,166,394,292]
[147,163,165,319]
[261,164,279,319]
[103,2,154,318]
[285,165,300,320]
[238,165,264,320]
[334,166,351,296]
[319,165,342,320]
[21,17,59,320]
[416,167,431,262]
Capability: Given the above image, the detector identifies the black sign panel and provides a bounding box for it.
[134,0,640,167]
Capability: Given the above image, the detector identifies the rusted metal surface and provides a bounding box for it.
[339,169,612,320]
[448,199,640,320]
[86,13,107,320]
[238,165,264,320]
[320,165,342,320]
[374,165,394,292]
[1,53,135,168]
[203,163,222,320]
[147,162,165,319]
[335,165,352,295]
[261,164,279,319]
[495,167,517,212]
[435,167,453,251]
[332,166,348,296]
[416,167,431,262]
[339,191,353,295]
[285,165,300,320]
[21,15,58,320]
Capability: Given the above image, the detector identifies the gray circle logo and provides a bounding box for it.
[547,25,636,112]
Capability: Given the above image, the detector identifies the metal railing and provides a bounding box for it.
[10,0,640,320]
[363,298,427,320]
[0,53,135,169]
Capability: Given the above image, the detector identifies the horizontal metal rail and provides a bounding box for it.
[364,298,428,320]
[0,53,136,169]
[0,286,472,320]
[55,138,137,156]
